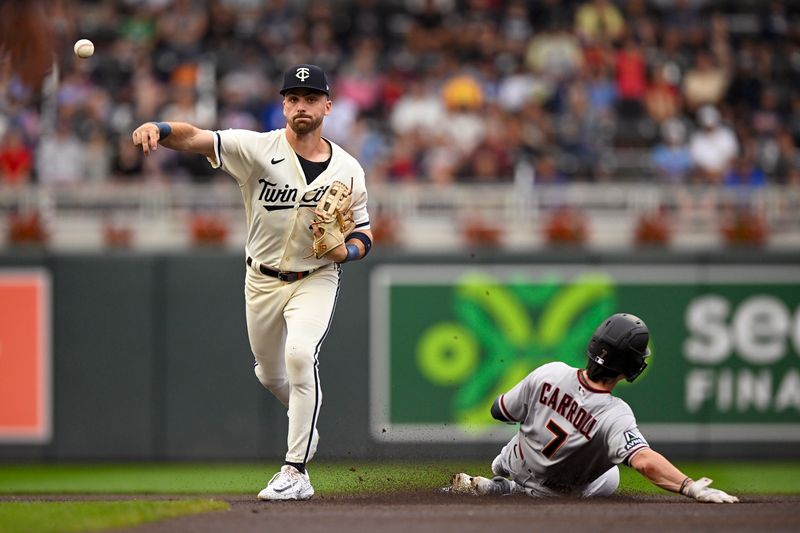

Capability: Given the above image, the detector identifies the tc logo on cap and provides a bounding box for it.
[280,64,330,96]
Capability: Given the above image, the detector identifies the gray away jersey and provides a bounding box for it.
[497,362,649,490]
[207,128,370,272]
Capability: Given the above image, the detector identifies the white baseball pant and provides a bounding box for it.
[245,263,340,464]
[490,448,620,498]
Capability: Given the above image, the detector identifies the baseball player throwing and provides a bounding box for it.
[132,64,373,501]
[451,313,739,503]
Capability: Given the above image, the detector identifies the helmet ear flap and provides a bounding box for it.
[625,359,648,382]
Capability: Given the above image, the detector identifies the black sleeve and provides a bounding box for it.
[490,397,510,422]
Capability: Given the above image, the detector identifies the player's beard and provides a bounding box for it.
[288,114,323,135]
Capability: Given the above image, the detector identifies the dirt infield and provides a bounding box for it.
[9,493,799,533]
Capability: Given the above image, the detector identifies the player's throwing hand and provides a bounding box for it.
[132,122,171,155]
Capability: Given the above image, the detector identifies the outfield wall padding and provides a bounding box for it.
[0,250,797,461]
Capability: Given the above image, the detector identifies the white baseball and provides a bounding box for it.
[73,39,94,59]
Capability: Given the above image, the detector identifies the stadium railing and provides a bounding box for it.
[0,183,797,251]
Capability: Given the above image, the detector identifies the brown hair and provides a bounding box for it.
[586,359,623,383]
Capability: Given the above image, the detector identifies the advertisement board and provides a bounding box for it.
[370,265,800,443]
[0,270,51,443]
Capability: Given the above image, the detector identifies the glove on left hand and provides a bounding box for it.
[308,178,355,259]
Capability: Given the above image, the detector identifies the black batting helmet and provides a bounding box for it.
[586,313,650,382]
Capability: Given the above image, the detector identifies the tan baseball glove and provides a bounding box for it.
[308,178,355,259]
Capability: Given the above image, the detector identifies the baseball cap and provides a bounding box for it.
[280,64,330,96]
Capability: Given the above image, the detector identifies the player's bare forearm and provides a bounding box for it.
[131,121,214,158]
[629,448,688,493]
[323,244,348,263]
[159,122,214,155]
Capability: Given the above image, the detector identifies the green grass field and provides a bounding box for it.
[0,500,228,533]
[1,460,799,495]
[0,461,798,533]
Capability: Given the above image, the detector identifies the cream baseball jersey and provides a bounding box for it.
[497,362,649,489]
[208,128,370,271]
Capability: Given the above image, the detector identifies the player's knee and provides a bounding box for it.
[491,454,509,477]
[585,465,619,498]
[284,345,315,379]
[605,465,620,492]
[254,364,285,391]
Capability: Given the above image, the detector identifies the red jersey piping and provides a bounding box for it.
[577,369,611,394]
[499,394,515,421]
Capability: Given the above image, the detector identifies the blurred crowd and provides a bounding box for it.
[1,0,799,189]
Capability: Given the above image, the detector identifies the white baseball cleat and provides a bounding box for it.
[258,465,314,501]
[450,473,498,495]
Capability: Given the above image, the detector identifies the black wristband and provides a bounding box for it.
[348,231,372,256]
[679,476,692,495]
[152,121,172,139]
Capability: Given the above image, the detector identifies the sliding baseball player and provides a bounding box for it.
[452,313,739,503]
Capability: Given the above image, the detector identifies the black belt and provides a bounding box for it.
[246,256,312,282]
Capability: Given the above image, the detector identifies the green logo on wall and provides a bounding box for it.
[412,271,616,428]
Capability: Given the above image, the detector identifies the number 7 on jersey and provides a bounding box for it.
[542,419,568,459]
